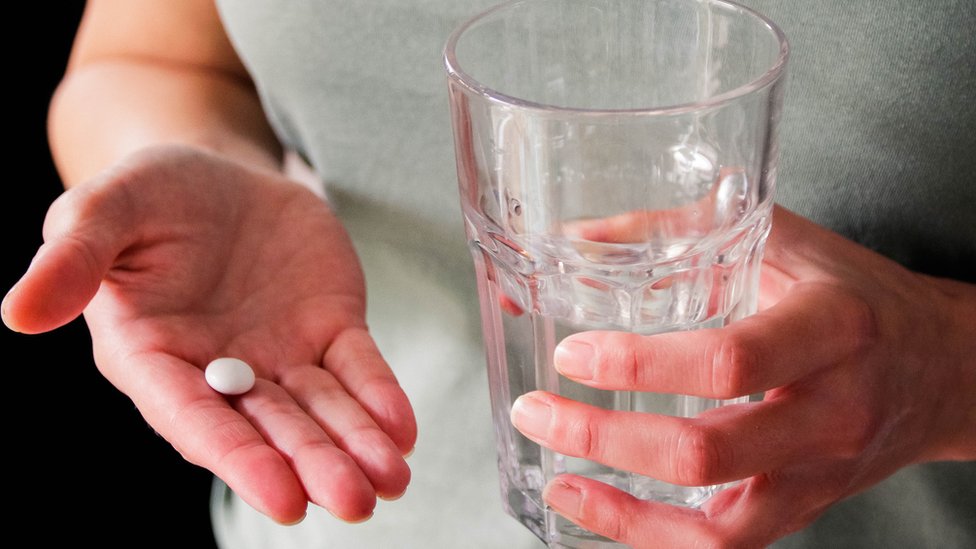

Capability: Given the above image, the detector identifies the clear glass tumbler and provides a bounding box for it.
[445,1,789,546]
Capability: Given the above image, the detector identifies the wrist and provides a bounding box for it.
[925,274,976,461]
[49,59,282,187]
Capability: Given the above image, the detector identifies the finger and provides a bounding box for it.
[757,258,795,311]
[2,179,137,333]
[542,474,717,548]
[108,351,309,524]
[697,467,847,547]
[323,328,417,455]
[280,363,411,500]
[236,378,379,521]
[563,209,657,243]
[763,205,865,280]
[3,239,106,333]
[544,470,832,549]
[512,391,839,487]
[553,282,876,398]
[754,204,878,313]
[562,167,746,244]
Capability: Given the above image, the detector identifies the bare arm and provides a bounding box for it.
[7,0,416,525]
[49,0,281,185]
[513,206,976,547]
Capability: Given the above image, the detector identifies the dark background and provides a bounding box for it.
[8,5,218,547]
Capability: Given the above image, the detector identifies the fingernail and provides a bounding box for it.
[554,339,595,380]
[326,509,374,524]
[543,479,582,513]
[344,511,373,524]
[278,511,307,526]
[510,394,551,441]
[379,488,407,502]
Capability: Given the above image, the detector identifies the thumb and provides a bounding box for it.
[3,184,132,334]
[3,239,102,333]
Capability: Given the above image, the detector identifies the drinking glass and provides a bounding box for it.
[445,1,789,546]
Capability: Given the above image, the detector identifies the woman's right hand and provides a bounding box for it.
[3,145,417,524]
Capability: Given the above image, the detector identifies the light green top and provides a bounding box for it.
[211,1,975,547]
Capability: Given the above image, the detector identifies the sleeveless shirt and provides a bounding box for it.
[210,1,976,547]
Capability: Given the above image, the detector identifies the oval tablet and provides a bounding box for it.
[205,357,256,395]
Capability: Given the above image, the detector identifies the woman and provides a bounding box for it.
[7,1,973,547]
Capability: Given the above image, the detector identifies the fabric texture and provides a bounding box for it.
[211,0,976,547]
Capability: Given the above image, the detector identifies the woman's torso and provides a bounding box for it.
[211,1,975,547]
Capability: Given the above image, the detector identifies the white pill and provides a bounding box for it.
[205,357,256,396]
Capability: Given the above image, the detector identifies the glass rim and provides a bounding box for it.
[443,0,790,116]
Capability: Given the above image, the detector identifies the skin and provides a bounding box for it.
[5,0,973,545]
[511,205,976,547]
[3,1,415,525]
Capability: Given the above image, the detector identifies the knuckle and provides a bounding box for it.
[60,234,103,282]
[840,290,879,355]
[569,411,601,460]
[710,333,758,399]
[552,408,610,463]
[621,332,644,387]
[596,513,626,544]
[581,496,626,543]
[671,422,734,485]
[595,331,643,387]
[291,439,339,463]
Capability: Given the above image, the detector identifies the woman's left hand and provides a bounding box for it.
[511,206,976,548]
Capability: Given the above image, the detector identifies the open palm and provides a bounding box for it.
[4,146,416,523]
